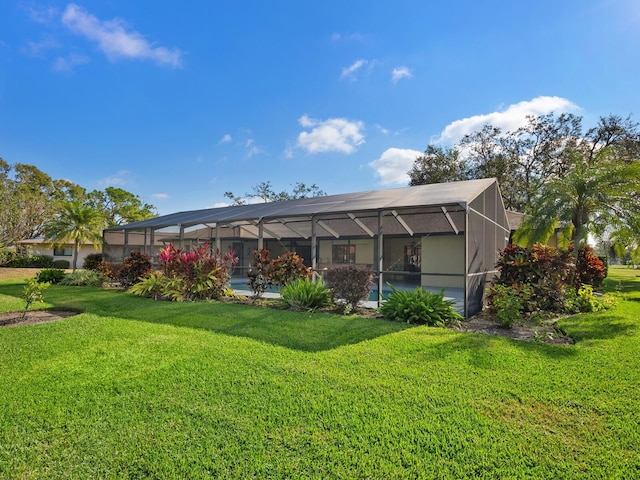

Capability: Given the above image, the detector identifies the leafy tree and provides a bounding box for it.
[225,181,326,205]
[408,145,469,186]
[43,201,107,271]
[0,162,60,245]
[513,148,640,255]
[88,186,157,226]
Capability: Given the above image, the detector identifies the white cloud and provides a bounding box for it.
[61,3,183,68]
[98,170,131,187]
[375,123,389,135]
[341,59,367,80]
[369,147,422,185]
[391,66,412,84]
[435,96,580,144]
[296,115,365,154]
[52,53,89,72]
[152,193,169,199]
[219,133,232,143]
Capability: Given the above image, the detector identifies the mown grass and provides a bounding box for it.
[0,267,639,478]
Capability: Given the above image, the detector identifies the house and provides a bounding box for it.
[103,178,511,318]
[17,238,102,268]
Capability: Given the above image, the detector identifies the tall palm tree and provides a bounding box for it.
[43,201,107,271]
[513,148,640,252]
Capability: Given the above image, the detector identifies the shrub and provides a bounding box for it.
[60,270,107,287]
[156,243,238,301]
[269,251,312,286]
[486,283,532,328]
[83,253,103,270]
[21,278,50,320]
[495,244,573,312]
[8,254,54,268]
[324,265,373,312]
[379,285,462,326]
[120,251,152,288]
[53,260,70,269]
[97,261,124,284]
[248,249,272,300]
[564,284,617,313]
[575,246,607,288]
[0,248,17,266]
[280,278,332,311]
[36,268,66,284]
[128,272,169,301]
[246,249,312,300]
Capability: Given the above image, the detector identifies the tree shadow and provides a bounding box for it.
[0,282,413,352]
[558,314,637,343]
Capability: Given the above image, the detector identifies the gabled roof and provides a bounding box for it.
[109,178,500,232]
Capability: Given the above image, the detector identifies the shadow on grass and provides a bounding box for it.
[0,282,412,353]
[558,314,637,343]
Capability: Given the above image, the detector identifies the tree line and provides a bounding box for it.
[408,113,640,259]
[0,159,156,250]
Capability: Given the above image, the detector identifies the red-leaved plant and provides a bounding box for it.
[158,243,238,301]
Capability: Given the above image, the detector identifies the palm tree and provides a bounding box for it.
[513,148,640,252]
[43,201,107,271]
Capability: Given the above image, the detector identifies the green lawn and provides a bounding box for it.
[1,268,639,478]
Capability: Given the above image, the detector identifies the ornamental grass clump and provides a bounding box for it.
[279,278,332,311]
[379,285,462,326]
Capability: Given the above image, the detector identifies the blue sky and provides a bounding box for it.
[1,1,639,215]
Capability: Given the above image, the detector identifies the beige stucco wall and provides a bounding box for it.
[421,235,465,288]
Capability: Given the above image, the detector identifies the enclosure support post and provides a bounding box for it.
[215,224,221,252]
[179,224,184,250]
[123,230,129,261]
[311,216,318,281]
[150,229,155,263]
[377,210,384,307]
[464,209,469,319]
[258,221,264,250]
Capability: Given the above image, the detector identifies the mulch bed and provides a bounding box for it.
[0,310,80,328]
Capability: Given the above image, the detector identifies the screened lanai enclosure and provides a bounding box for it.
[103,178,511,317]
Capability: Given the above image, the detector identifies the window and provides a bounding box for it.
[53,247,73,256]
[332,244,356,264]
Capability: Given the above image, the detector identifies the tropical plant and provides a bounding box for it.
[269,251,312,286]
[279,278,332,311]
[128,272,169,300]
[59,270,108,287]
[513,148,640,268]
[120,251,152,288]
[42,200,106,271]
[379,285,462,326]
[248,249,272,300]
[324,265,373,312]
[156,243,238,301]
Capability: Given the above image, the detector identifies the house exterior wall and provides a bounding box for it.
[20,243,100,267]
